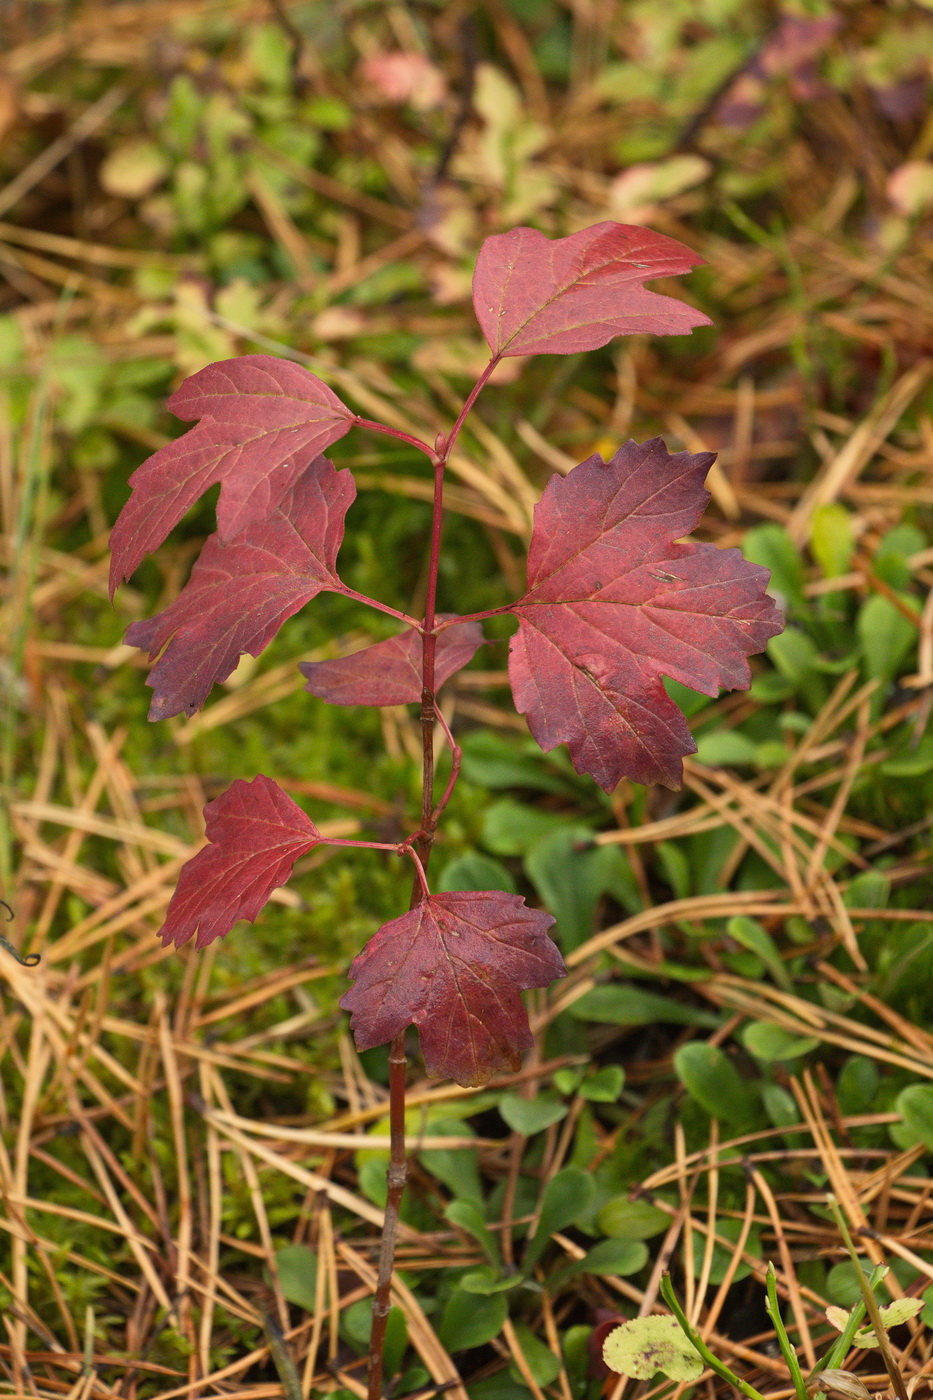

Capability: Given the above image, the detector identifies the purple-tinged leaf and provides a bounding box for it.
[299,615,485,706]
[160,775,320,950]
[472,222,711,359]
[507,438,784,790]
[109,355,355,594]
[341,891,564,1086]
[125,455,354,720]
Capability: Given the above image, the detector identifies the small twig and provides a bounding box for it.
[262,1307,303,1400]
[0,903,40,967]
[434,15,478,183]
[0,83,128,220]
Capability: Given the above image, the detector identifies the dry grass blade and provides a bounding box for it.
[788,362,933,544]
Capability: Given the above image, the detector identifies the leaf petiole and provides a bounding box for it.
[443,356,501,461]
[434,605,514,632]
[353,417,435,460]
[318,836,433,899]
[334,586,421,630]
[429,707,462,828]
[404,846,431,900]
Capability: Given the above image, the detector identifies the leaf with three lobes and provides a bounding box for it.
[341,891,564,1086]
[299,615,485,706]
[506,438,784,790]
[159,775,320,950]
[109,355,354,594]
[125,455,355,720]
[472,222,711,359]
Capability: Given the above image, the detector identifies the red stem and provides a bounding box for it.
[321,838,406,853]
[334,585,420,630]
[365,360,496,1400]
[418,456,446,855]
[354,417,435,460]
[444,356,500,460]
[434,603,515,631]
[365,460,443,1400]
[430,706,461,828]
[405,846,431,900]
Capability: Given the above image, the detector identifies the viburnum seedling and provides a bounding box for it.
[110,221,783,1396]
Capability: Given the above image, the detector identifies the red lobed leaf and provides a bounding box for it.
[340,891,564,1086]
[507,438,784,791]
[472,222,711,359]
[159,775,320,950]
[109,355,355,595]
[125,455,355,720]
[299,615,485,706]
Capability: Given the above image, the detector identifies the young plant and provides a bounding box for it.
[604,1238,922,1400]
[109,221,783,1395]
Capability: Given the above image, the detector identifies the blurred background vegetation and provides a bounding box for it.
[2,1,933,1398]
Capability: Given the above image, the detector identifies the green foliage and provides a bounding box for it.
[499,1093,567,1135]
[896,1084,933,1152]
[603,1315,703,1381]
[439,1289,508,1352]
[522,1169,596,1276]
[508,1323,562,1386]
[274,1245,318,1311]
[674,1042,759,1128]
[568,984,717,1027]
[598,1198,670,1240]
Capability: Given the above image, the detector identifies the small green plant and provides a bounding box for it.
[603,1200,923,1400]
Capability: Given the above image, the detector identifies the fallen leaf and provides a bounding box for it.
[359,50,446,110]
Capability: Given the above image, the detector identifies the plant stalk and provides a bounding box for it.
[811,1265,887,1377]
[365,1030,408,1400]
[417,454,446,861]
[765,1263,809,1400]
[444,356,499,459]
[826,1197,909,1400]
[365,359,489,1397]
[366,440,452,1400]
[660,1275,767,1400]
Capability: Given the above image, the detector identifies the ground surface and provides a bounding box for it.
[1,2,933,1399]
